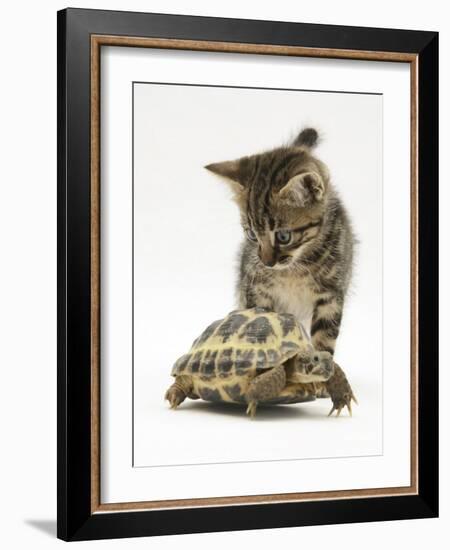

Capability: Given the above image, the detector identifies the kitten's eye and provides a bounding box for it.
[275,230,292,245]
[246,228,258,242]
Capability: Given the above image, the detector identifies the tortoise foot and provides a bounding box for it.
[326,363,357,417]
[246,401,258,419]
[164,384,187,409]
[314,383,330,399]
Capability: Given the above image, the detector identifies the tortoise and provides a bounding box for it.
[165,308,356,417]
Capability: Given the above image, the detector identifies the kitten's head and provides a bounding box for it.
[205,128,329,269]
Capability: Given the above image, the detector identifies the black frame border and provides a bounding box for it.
[57,8,438,541]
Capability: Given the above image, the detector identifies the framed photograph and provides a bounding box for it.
[57,8,438,541]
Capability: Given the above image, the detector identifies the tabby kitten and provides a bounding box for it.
[205,128,354,357]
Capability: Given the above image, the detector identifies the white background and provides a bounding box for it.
[132,83,384,467]
[0,0,447,548]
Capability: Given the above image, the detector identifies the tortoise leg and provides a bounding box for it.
[314,383,330,399]
[245,364,287,418]
[165,375,193,409]
[326,363,358,417]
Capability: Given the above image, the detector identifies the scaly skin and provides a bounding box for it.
[164,375,193,409]
[245,363,287,418]
[326,363,358,416]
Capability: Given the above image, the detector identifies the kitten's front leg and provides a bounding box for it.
[310,293,344,356]
[237,241,275,310]
[239,275,274,310]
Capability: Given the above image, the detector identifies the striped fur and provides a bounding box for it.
[205,128,355,355]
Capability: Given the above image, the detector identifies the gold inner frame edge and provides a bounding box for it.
[90,34,419,514]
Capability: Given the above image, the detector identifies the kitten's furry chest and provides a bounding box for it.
[266,273,316,335]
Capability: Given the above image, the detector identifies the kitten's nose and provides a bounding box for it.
[261,256,276,267]
[259,246,277,267]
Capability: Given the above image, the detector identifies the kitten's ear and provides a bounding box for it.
[204,160,242,184]
[292,128,319,149]
[279,172,326,207]
[204,157,251,195]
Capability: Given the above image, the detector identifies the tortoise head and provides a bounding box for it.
[289,346,334,383]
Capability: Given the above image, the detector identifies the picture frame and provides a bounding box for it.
[57,7,438,541]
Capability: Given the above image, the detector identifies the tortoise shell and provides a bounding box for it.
[171,307,309,381]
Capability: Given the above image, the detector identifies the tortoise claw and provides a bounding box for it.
[165,386,186,409]
[329,396,358,417]
[246,401,258,419]
[328,393,357,417]
[326,363,357,417]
